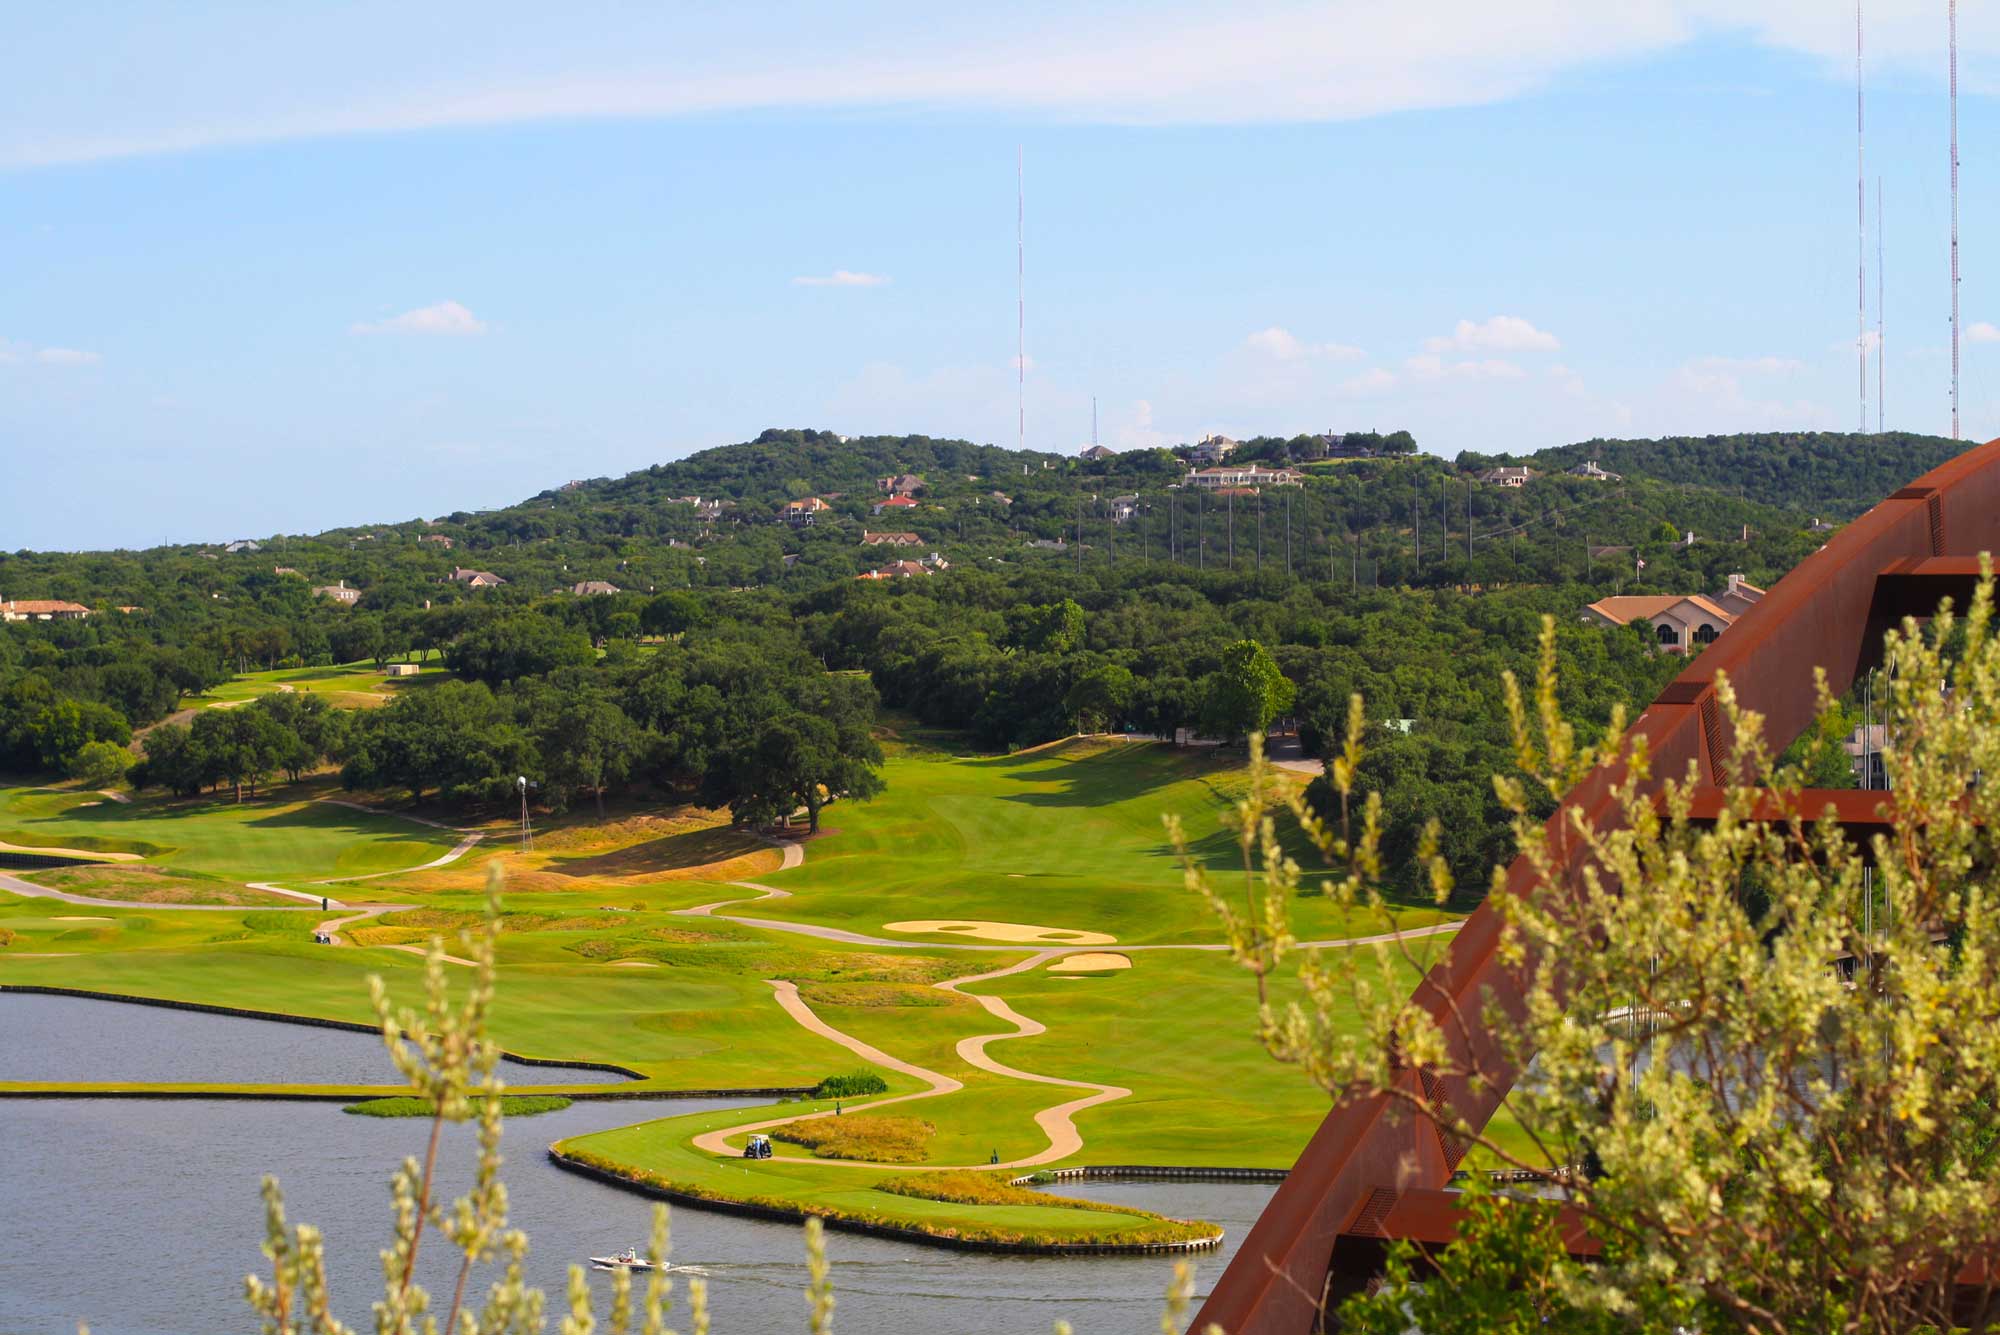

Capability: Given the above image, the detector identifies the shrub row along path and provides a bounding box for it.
[676,837,1456,1169]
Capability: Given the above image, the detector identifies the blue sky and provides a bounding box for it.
[5,2,1999,550]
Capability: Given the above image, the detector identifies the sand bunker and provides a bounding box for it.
[1047,952,1131,973]
[0,840,142,863]
[883,919,1116,946]
[608,959,659,968]
[52,916,112,922]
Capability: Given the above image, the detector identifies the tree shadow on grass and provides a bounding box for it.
[541,826,768,879]
[977,741,1224,809]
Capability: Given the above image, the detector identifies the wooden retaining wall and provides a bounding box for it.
[1012,1165,1290,1186]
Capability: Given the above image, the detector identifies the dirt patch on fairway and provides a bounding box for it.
[884,919,1117,946]
[1047,952,1131,973]
[52,915,113,922]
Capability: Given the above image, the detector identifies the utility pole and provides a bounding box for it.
[1199,491,1206,570]
[1285,492,1293,576]
[1255,495,1263,569]
[1227,492,1235,568]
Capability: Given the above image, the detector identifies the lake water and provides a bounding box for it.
[0,991,631,1085]
[0,996,1278,1334]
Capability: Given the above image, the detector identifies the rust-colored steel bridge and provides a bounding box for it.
[1194,438,2000,1334]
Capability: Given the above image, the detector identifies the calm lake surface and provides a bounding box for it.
[0,991,630,1085]
[0,996,1277,1335]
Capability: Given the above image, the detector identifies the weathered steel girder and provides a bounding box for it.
[1193,438,2000,1334]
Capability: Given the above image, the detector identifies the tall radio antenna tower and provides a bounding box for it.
[1878,176,1885,432]
[1857,0,1868,433]
[1951,0,1962,439]
[1017,146,1026,455]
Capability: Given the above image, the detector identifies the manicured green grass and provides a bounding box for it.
[744,738,1456,946]
[557,1116,1218,1248]
[344,1094,572,1117]
[0,735,1467,1238]
[0,783,457,884]
[178,660,446,710]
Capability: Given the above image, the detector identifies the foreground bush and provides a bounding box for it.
[1187,583,2000,1332]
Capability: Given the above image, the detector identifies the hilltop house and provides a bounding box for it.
[0,599,91,621]
[1189,435,1239,465]
[223,539,262,554]
[1109,494,1141,522]
[570,580,621,596]
[1583,574,1766,653]
[420,533,454,549]
[1570,460,1622,482]
[781,497,832,527]
[1479,466,1536,487]
[273,566,303,577]
[312,581,361,605]
[875,473,924,495]
[861,531,921,547]
[449,567,507,588]
[1184,464,1301,490]
[1080,444,1115,461]
[856,560,932,581]
[871,495,920,517]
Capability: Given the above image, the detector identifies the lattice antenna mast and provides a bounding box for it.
[1017,145,1026,455]
[1951,0,1962,438]
[1879,176,1886,432]
[517,776,533,853]
[1858,0,1869,433]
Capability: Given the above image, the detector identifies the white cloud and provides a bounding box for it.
[1425,316,1560,354]
[1403,352,1524,380]
[1338,367,1399,397]
[1245,326,1364,362]
[0,336,99,366]
[25,3,1996,168]
[1968,322,2000,343]
[349,300,488,336]
[793,270,890,288]
[35,346,100,365]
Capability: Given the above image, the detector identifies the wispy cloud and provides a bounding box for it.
[1424,316,1559,354]
[1244,326,1364,362]
[1404,352,1525,380]
[17,3,1993,169]
[1968,321,2000,343]
[793,270,890,288]
[349,300,488,336]
[0,337,100,366]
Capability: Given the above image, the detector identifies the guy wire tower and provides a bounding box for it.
[1878,176,1885,432]
[1951,0,1962,439]
[1857,0,1868,433]
[1017,146,1026,455]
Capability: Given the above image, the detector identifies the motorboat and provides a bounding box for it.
[589,1247,656,1272]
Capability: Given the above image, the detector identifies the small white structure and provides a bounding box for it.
[384,663,420,677]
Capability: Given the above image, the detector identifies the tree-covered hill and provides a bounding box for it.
[1459,430,1967,520]
[1,425,1979,905]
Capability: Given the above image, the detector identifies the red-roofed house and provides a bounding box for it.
[871,495,920,516]
[0,599,91,621]
[1583,575,1764,653]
